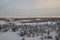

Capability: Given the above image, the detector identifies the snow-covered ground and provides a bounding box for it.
[0,30,21,40]
[0,21,57,40]
[0,29,57,40]
[0,30,41,40]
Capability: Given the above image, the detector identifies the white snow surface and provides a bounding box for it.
[0,29,57,40]
[0,29,42,40]
[0,21,6,24]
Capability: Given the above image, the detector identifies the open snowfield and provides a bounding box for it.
[0,21,58,40]
[0,29,57,40]
[0,31,41,40]
[0,29,42,40]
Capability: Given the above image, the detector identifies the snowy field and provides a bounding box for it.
[0,30,41,40]
[0,20,58,40]
[0,29,57,40]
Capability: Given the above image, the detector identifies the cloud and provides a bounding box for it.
[34,0,60,9]
[0,0,60,17]
[0,7,60,17]
[0,0,60,9]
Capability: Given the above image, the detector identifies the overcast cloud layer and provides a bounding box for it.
[0,0,60,18]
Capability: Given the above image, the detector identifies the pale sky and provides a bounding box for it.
[0,0,60,18]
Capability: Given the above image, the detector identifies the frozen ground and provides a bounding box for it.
[0,29,57,40]
[0,29,42,40]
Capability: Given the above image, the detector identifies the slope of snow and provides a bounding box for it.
[0,31,21,40]
[0,29,42,40]
[0,21,6,25]
[0,32,42,40]
[0,29,57,40]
